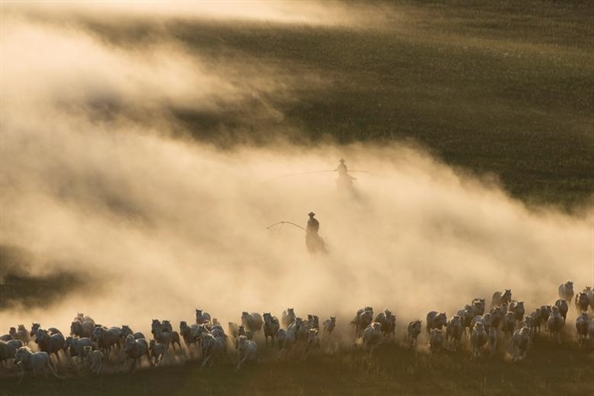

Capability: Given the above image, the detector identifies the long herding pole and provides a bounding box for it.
[266,221,306,232]
[262,169,369,184]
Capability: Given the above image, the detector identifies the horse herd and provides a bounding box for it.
[1,281,593,382]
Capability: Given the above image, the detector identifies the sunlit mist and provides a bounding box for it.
[1,1,591,339]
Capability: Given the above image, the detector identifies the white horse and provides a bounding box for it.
[575,292,590,312]
[149,340,167,366]
[323,317,336,336]
[241,312,264,334]
[123,335,151,371]
[471,322,488,358]
[446,315,463,352]
[236,335,257,370]
[554,299,568,320]
[491,289,512,307]
[512,327,531,362]
[70,320,95,339]
[575,313,590,347]
[352,307,374,338]
[0,339,23,368]
[360,322,382,353]
[302,329,320,360]
[277,328,296,360]
[200,333,226,368]
[16,325,31,346]
[92,326,122,356]
[558,281,574,302]
[374,309,396,340]
[282,308,296,329]
[63,336,94,364]
[546,306,565,343]
[429,328,444,354]
[407,320,422,349]
[14,346,60,383]
[287,318,307,342]
[82,346,103,375]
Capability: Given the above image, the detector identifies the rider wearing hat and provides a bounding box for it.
[335,158,355,191]
[306,212,319,235]
[336,159,348,176]
[305,212,325,254]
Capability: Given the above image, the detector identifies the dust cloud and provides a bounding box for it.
[4,0,395,29]
[0,3,591,337]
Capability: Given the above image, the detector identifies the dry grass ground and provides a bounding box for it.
[1,332,593,396]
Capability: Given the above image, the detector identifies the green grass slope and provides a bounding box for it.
[79,1,594,208]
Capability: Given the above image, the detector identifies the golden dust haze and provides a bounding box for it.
[0,2,592,337]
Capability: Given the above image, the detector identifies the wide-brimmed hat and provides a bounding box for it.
[308,212,315,216]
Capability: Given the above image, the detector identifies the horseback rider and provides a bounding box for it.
[305,212,325,254]
[335,159,355,190]
[335,159,348,176]
[306,212,320,235]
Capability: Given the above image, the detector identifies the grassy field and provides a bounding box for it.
[2,335,593,396]
[77,0,594,209]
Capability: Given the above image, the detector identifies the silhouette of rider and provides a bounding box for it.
[335,159,348,176]
[305,212,325,254]
[335,159,355,190]
[306,212,319,235]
